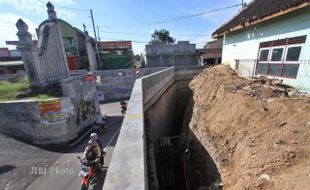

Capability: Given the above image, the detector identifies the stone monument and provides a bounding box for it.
[85,34,98,71]
[16,2,70,87]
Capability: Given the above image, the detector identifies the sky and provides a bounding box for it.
[0,0,252,54]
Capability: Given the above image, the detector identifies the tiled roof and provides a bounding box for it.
[213,0,310,37]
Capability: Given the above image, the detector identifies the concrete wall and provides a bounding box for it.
[145,41,198,67]
[222,6,310,91]
[103,65,206,190]
[94,67,167,101]
[0,74,98,144]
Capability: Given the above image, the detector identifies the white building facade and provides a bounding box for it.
[214,1,310,91]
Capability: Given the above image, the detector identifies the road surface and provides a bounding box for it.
[0,102,124,190]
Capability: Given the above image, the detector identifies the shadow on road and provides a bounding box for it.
[94,168,108,190]
[22,115,124,154]
[0,165,15,175]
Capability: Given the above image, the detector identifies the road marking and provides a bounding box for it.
[105,127,121,148]
[127,114,142,120]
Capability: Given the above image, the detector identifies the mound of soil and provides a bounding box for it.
[189,65,310,189]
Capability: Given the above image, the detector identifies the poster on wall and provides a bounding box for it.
[39,99,61,113]
[39,99,66,125]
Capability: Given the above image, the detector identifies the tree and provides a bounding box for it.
[150,29,175,44]
[134,54,141,61]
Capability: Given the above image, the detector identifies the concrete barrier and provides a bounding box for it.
[0,74,99,144]
[103,65,207,190]
[94,67,167,101]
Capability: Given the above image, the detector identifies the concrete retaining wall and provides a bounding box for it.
[0,74,99,144]
[94,67,167,101]
[103,65,206,190]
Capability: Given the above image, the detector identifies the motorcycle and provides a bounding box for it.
[94,114,107,134]
[77,156,97,190]
[120,101,127,114]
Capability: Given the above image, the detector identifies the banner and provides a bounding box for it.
[39,99,66,125]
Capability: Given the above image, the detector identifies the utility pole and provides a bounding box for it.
[97,25,101,43]
[90,9,101,70]
[242,0,245,8]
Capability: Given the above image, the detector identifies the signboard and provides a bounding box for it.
[86,73,94,81]
[39,99,66,125]
[41,112,66,125]
[97,91,105,102]
[99,41,132,50]
[39,100,61,113]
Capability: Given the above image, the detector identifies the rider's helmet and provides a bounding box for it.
[90,133,98,140]
[88,138,96,146]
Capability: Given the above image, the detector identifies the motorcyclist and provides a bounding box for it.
[82,138,102,169]
[120,100,127,113]
[90,133,106,166]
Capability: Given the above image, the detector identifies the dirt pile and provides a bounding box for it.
[189,65,310,190]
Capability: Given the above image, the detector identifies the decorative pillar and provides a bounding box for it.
[16,19,47,86]
[86,36,98,71]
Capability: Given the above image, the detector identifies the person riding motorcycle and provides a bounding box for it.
[82,138,102,169]
[120,100,127,114]
[90,133,106,166]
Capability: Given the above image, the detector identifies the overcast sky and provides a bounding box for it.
[0,0,252,54]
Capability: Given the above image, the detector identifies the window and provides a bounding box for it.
[259,49,269,62]
[256,36,306,78]
[256,63,268,75]
[285,46,301,62]
[67,38,74,47]
[270,47,284,62]
[268,64,282,76]
[282,64,299,78]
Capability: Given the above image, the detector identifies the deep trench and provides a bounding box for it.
[145,80,222,190]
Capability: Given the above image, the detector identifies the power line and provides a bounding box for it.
[100,37,148,44]
[100,37,208,45]
[102,3,242,28]
[35,0,89,11]
[94,30,211,37]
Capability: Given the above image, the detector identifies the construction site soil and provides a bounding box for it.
[189,65,310,190]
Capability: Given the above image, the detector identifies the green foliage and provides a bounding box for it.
[37,94,54,99]
[134,54,141,61]
[0,77,53,101]
[0,77,29,101]
[150,29,176,44]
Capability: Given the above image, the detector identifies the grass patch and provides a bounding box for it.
[36,94,54,99]
[0,77,54,101]
[0,77,29,101]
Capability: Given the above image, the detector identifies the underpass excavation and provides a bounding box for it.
[103,65,310,190]
[144,69,222,190]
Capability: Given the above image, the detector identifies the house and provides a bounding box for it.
[36,19,95,70]
[0,48,23,75]
[145,41,198,67]
[99,41,133,70]
[212,0,310,91]
[197,39,222,65]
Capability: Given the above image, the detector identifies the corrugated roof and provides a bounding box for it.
[213,0,310,37]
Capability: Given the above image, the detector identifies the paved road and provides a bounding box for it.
[0,102,124,190]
